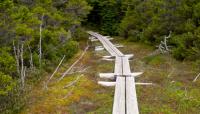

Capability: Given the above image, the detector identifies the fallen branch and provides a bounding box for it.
[45,55,66,89]
[193,73,200,82]
[66,66,90,75]
[58,42,89,81]
[63,74,84,89]
[135,82,154,85]
[167,67,175,78]
[62,86,75,99]
[62,74,85,99]
[148,49,160,56]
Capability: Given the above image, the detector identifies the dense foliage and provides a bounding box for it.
[86,0,123,35]
[0,0,91,113]
[86,0,200,61]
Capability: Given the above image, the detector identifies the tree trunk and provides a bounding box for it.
[28,44,34,69]
[20,43,25,88]
[13,41,20,75]
[39,14,44,68]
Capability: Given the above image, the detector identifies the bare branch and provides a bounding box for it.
[62,86,75,99]
[63,74,84,89]
[23,66,26,81]
[44,55,66,89]
[167,67,175,78]
[58,42,89,81]
[193,73,200,82]
[66,66,90,75]
[158,31,172,53]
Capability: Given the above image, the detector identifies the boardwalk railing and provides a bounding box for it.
[88,31,149,114]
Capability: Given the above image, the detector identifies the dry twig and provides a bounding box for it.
[193,73,200,82]
[44,55,66,89]
[58,42,89,81]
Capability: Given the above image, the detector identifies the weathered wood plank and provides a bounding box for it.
[122,57,131,75]
[88,31,140,114]
[123,57,139,114]
[112,77,126,114]
[115,57,123,75]
[88,31,123,56]
[126,77,139,114]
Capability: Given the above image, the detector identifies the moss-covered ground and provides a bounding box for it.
[21,38,200,114]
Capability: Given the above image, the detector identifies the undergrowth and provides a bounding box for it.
[21,39,200,114]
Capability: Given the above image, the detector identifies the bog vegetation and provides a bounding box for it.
[0,0,200,113]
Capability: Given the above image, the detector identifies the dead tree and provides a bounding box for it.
[39,14,44,68]
[20,43,25,88]
[20,42,26,88]
[28,44,34,69]
[13,40,27,88]
[23,66,26,85]
[13,41,20,75]
[158,31,172,53]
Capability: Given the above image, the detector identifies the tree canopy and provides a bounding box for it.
[86,0,200,61]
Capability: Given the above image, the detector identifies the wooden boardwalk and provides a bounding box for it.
[88,31,142,114]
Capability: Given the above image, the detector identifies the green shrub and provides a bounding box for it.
[0,47,16,76]
[143,55,165,65]
[64,40,79,59]
[127,30,140,42]
[171,32,200,61]
[74,27,89,41]
[0,72,16,96]
[172,46,187,61]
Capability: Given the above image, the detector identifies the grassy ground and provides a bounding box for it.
[117,39,200,114]
[20,41,115,114]
[21,38,200,114]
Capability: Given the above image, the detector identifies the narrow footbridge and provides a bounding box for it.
[87,31,150,114]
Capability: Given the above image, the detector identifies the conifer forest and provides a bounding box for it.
[0,0,200,114]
